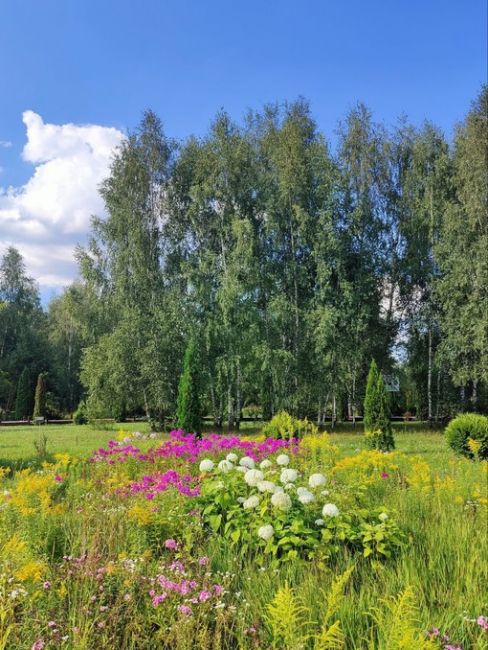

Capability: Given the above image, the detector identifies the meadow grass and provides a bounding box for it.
[0,422,486,648]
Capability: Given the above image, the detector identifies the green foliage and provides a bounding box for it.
[363,360,380,432]
[176,338,203,435]
[369,587,439,650]
[266,582,308,649]
[73,400,88,425]
[32,372,47,419]
[364,361,395,451]
[14,367,31,420]
[261,411,319,440]
[445,412,488,459]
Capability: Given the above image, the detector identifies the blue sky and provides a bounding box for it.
[0,0,486,302]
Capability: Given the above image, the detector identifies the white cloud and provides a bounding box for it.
[0,111,124,294]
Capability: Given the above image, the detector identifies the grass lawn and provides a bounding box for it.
[0,419,450,468]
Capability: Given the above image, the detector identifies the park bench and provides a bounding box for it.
[33,416,46,425]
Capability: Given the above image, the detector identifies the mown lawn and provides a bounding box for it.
[0,420,449,467]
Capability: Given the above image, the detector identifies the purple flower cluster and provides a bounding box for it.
[91,430,299,466]
[148,555,224,615]
[130,470,200,499]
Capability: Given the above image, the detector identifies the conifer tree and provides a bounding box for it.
[33,372,47,419]
[176,338,203,436]
[363,359,394,450]
[14,367,31,419]
[363,359,380,431]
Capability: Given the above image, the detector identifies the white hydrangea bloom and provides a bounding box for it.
[308,473,326,488]
[259,459,272,470]
[322,503,340,517]
[199,459,214,473]
[237,497,245,504]
[296,487,309,496]
[276,454,290,466]
[218,459,233,473]
[243,495,260,509]
[235,466,247,473]
[298,490,315,505]
[379,512,388,522]
[321,489,330,497]
[280,468,298,484]
[315,518,325,526]
[257,480,276,493]
[258,524,274,540]
[239,456,255,469]
[244,469,264,487]
[284,483,295,491]
[226,453,238,463]
[271,491,292,511]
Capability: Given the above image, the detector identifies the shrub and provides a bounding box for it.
[363,360,394,451]
[261,411,319,440]
[176,337,203,436]
[73,400,88,425]
[32,372,47,419]
[14,367,31,420]
[445,413,488,459]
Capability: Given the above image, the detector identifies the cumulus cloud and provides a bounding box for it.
[0,111,124,292]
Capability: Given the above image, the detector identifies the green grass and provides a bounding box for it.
[0,420,449,466]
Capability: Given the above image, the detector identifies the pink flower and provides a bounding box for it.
[381,472,389,479]
[47,621,57,628]
[54,475,63,482]
[43,581,51,590]
[164,539,177,550]
[198,590,211,602]
[31,641,45,650]
[213,584,223,596]
[178,605,192,616]
[198,556,209,566]
[477,616,488,630]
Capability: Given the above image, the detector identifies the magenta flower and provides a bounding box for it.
[164,539,177,550]
[198,590,211,602]
[381,472,390,479]
[477,616,488,630]
[54,475,63,482]
[31,641,45,650]
[43,581,51,590]
[178,605,192,616]
[198,556,209,566]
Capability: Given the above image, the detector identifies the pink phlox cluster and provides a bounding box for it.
[149,573,223,610]
[91,430,299,465]
[130,470,200,499]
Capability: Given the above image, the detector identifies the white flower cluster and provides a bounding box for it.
[199,450,342,544]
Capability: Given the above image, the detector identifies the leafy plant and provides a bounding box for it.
[262,411,319,440]
[73,400,88,425]
[445,412,488,459]
[267,582,309,649]
[369,586,438,649]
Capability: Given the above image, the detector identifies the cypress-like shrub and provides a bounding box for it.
[33,372,47,419]
[363,359,395,451]
[14,367,31,419]
[176,338,203,436]
[73,400,88,425]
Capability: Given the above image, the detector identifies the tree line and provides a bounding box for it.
[1,87,486,426]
